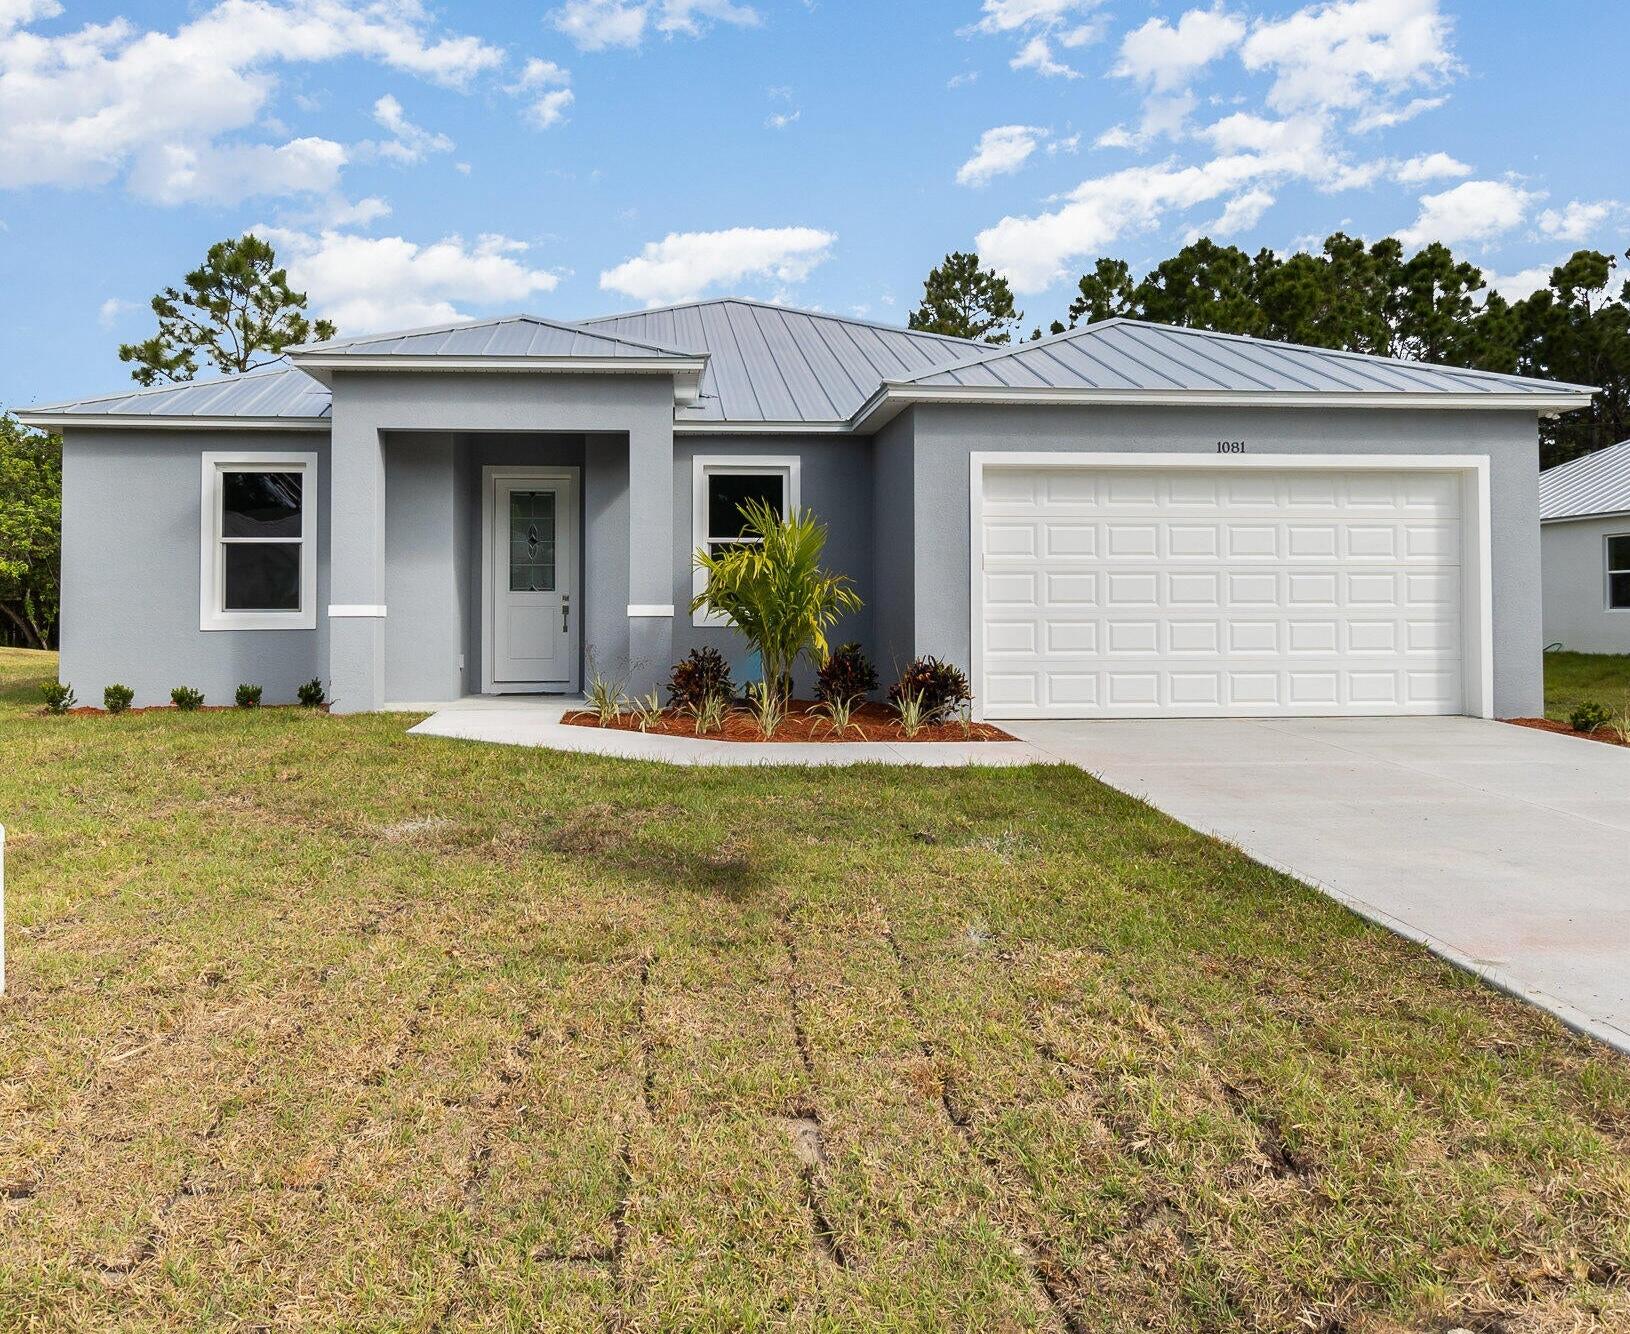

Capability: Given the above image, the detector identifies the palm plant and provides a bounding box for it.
[691,498,861,705]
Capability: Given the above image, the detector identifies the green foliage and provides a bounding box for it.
[809,693,862,739]
[235,683,262,709]
[103,684,134,714]
[692,689,729,735]
[1569,701,1611,733]
[0,413,61,650]
[892,689,927,738]
[584,649,629,726]
[691,499,861,705]
[296,678,326,708]
[170,686,204,711]
[39,680,74,713]
[667,646,733,712]
[633,691,664,733]
[746,680,787,739]
[815,641,878,705]
[889,656,972,724]
[118,234,337,387]
[909,251,1021,344]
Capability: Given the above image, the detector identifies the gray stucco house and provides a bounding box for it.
[1540,439,1630,654]
[19,300,1593,719]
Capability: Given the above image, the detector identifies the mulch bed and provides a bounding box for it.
[60,704,329,716]
[1505,717,1629,748]
[564,699,1016,743]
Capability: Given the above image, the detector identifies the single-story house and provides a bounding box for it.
[18,301,1594,719]
[1540,439,1630,654]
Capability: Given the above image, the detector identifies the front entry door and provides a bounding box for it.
[489,471,578,689]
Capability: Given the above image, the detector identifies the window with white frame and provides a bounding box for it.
[200,453,318,631]
[692,455,800,625]
[1609,534,1630,611]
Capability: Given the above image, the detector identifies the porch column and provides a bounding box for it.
[327,402,386,714]
[626,414,674,694]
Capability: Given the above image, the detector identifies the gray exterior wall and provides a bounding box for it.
[59,427,330,707]
[900,403,1545,718]
[1542,514,1630,654]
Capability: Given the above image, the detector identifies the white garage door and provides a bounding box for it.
[979,465,1467,719]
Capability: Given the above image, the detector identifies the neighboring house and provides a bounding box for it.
[1540,439,1630,654]
[18,301,1594,719]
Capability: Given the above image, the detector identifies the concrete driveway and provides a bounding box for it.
[1008,716,1630,1056]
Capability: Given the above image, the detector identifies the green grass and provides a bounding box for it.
[0,644,1627,1331]
[1545,649,1630,724]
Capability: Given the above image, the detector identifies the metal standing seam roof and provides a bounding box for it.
[1540,440,1630,521]
[20,357,332,421]
[290,313,701,362]
[887,318,1598,399]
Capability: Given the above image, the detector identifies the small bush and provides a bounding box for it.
[809,693,862,739]
[296,678,326,708]
[1570,701,1611,733]
[633,691,665,733]
[235,683,263,709]
[39,681,75,714]
[888,656,971,724]
[103,684,135,714]
[816,642,878,705]
[667,647,733,712]
[171,686,205,711]
[893,689,928,739]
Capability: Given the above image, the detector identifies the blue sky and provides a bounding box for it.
[1,0,1626,406]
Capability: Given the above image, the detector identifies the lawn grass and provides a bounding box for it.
[1544,649,1630,725]
[0,643,1627,1331]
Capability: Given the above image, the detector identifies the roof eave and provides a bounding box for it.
[14,411,328,431]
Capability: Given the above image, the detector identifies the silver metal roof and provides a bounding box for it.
[22,358,331,421]
[582,298,978,424]
[890,318,1596,399]
[291,313,698,362]
[1540,440,1630,521]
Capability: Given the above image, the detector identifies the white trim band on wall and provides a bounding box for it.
[627,604,675,618]
[328,604,388,618]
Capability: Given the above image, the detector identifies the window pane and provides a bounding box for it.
[223,471,302,538]
[1608,536,1630,573]
[1612,573,1630,610]
[224,542,301,611]
[707,472,783,541]
[509,491,556,592]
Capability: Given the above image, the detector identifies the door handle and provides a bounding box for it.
[562,597,570,633]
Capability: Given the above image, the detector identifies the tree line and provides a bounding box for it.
[909,237,1630,468]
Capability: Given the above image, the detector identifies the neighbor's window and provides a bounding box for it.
[200,453,318,631]
[1610,535,1630,611]
[692,456,800,625]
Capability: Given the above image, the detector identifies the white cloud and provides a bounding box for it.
[1199,186,1275,236]
[1393,150,1470,183]
[1114,8,1246,93]
[957,125,1047,187]
[1010,36,1079,78]
[326,195,391,226]
[765,109,799,129]
[599,225,835,305]
[1537,199,1623,244]
[0,0,503,201]
[1483,265,1554,301]
[368,94,453,164]
[969,0,1101,36]
[97,296,133,328]
[550,0,757,50]
[1048,132,1081,155]
[1351,94,1444,132]
[967,0,1106,79]
[508,58,574,129]
[657,0,759,36]
[526,89,575,129]
[1394,178,1537,250]
[0,0,60,32]
[948,70,978,89]
[260,227,560,332]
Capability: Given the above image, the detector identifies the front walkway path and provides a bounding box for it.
[1009,716,1630,1057]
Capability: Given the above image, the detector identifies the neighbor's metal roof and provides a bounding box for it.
[889,318,1597,399]
[582,298,979,424]
[289,313,700,361]
[22,358,332,422]
[1540,440,1630,521]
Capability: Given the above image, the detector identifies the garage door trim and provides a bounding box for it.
[969,452,1494,721]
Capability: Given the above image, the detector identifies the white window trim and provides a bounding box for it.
[199,451,319,632]
[1606,532,1630,612]
[690,455,801,627]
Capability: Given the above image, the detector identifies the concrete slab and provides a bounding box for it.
[407,698,1050,769]
[1008,716,1630,1058]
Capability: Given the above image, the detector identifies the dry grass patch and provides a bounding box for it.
[0,647,1627,1330]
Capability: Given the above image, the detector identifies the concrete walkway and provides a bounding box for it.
[1009,716,1630,1057]
[406,697,1049,768]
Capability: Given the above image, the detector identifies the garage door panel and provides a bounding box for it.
[980,466,1466,719]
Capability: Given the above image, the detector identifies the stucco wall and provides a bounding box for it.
[869,413,916,678]
[59,427,331,707]
[1542,514,1630,654]
[903,403,1545,718]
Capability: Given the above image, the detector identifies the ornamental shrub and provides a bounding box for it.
[39,681,75,714]
[296,678,326,708]
[235,683,263,709]
[888,657,971,725]
[815,642,878,705]
[103,684,134,714]
[1570,701,1611,733]
[171,685,205,711]
[667,647,733,712]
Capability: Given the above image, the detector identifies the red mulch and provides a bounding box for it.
[1505,717,1629,748]
[564,699,1015,743]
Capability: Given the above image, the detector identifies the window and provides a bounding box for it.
[200,453,318,631]
[692,455,800,625]
[1610,535,1630,611]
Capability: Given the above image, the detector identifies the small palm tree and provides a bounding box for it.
[692,498,861,704]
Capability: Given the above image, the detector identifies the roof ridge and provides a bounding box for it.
[22,358,309,413]
[885,318,1125,384]
[582,296,986,348]
[289,312,698,360]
